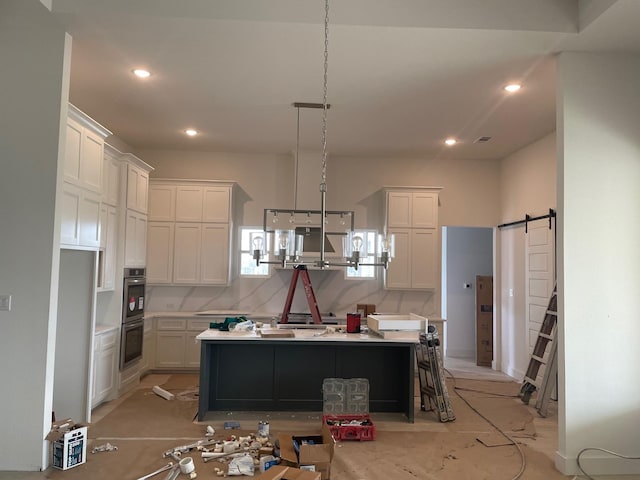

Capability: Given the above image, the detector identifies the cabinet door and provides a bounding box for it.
[175,186,203,222]
[95,346,116,403]
[125,210,147,267]
[173,223,202,283]
[384,228,411,289]
[387,192,412,228]
[103,154,120,206]
[147,222,174,283]
[412,192,438,228]
[64,118,83,185]
[137,170,149,213]
[60,184,81,245]
[135,214,147,266]
[201,223,229,284]
[155,332,186,368]
[103,206,118,290]
[126,165,148,213]
[184,332,201,368]
[411,229,437,289]
[202,186,230,223]
[82,130,104,194]
[148,185,176,221]
[78,190,101,247]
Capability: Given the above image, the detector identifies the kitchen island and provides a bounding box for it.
[196,329,418,422]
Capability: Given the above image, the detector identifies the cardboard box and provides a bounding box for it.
[278,423,335,480]
[356,304,376,318]
[255,465,321,480]
[46,419,88,470]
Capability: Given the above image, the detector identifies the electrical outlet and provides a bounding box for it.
[0,295,12,311]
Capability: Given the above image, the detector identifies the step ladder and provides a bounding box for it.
[416,326,455,422]
[280,265,322,324]
[519,283,557,416]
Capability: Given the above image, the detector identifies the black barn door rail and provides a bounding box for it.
[498,208,556,233]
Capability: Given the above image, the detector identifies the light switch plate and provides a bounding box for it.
[0,295,12,311]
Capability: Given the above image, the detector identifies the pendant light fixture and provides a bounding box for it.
[252,0,394,270]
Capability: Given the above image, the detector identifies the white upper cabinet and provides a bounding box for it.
[60,105,111,249]
[122,153,154,267]
[202,186,230,223]
[387,190,438,228]
[148,185,176,222]
[384,187,441,290]
[126,160,150,214]
[102,145,121,207]
[147,179,235,285]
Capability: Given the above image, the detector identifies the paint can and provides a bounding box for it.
[258,420,270,437]
[346,312,361,333]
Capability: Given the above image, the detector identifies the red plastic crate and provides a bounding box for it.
[323,414,375,441]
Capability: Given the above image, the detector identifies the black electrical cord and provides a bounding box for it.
[444,368,526,480]
[576,447,640,480]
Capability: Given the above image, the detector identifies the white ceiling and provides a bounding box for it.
[51,0,640,160]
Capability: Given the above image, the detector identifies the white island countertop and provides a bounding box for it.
[196,328,420,343]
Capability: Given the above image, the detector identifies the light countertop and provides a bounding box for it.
[196,328,420,343]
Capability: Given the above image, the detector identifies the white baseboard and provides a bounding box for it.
[556,450,640,476]
[505,365,525,381]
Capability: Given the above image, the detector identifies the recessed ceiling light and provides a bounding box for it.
[444,138,457,146]
[133,69,151,78]
[504,83,521,93]
[185,129,198,137]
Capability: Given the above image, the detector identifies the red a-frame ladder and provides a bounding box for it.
[280,265,322,324]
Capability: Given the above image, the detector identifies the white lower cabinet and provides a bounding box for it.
[92,328,118,409]
[154,318,209,369]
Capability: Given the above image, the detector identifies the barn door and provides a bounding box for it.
[525,221,556,360]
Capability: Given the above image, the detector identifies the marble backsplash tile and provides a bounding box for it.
[146,268,437,318]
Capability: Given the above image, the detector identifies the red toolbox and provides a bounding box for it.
[322,378,375,441]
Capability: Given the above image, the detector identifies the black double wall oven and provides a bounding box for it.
[120,268,146,370]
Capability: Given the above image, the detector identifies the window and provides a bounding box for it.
[345,230,377,279]
[239,227,271,277]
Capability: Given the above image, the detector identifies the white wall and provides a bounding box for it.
[0,0,69,470]
[140,149,502,318]
[498,132,556,378]
[444,227,493,359]
[556,52,640,476]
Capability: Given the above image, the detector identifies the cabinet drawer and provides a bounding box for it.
[156,318,187,330]
[187,319,211,331]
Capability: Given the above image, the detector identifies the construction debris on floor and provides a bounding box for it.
[134,422,331,479]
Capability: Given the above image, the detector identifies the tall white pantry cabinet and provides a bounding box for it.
[147,179,235,286]
[384,187,442,290]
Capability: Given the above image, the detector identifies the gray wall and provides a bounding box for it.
[0,0,69,470]
[443,226,493,359]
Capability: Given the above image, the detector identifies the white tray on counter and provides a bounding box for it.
[367,313,427,339]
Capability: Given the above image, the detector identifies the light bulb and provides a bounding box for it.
[289,214,295,224]
[252,236,263,251]
[279,232,289,249]
[352,235,363,252]
[339,213,346,226]
[305,212,312,224]
[272,212,279,224]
